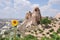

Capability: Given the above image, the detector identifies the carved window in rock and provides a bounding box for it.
[59,18,60,19]
[35,8,39,12]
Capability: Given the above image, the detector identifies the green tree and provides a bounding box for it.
[41,17,51,27]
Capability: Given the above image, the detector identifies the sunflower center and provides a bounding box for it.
[13,21,16,24]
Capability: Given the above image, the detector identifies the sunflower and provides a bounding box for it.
[11,20,19,27]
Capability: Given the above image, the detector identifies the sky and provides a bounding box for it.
[0,0,60,19]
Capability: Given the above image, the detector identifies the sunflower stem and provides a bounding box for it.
[14,26,17,40]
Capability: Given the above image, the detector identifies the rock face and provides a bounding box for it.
[18,7,42,36]
[21,7,41,27]
[31,7,41,25]
[25,7,42,26]
[55,13,60,19]
[25,11,32,20]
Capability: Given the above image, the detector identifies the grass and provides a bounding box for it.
[0,25,60,40]
[41,32,60,40]
[0,34,38,40]
[57,28,60,33]
[1,26,60,40]
[23,34,38,40]
[0,27,38,40]
[0,17,60,40]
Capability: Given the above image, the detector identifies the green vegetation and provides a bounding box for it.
[49,28,54,32]
[23,35,38,40]
[0,17,60,40]
[40,17,51,27]
[41,36,50,40]
[0,27,38,40]
[41,32,60,40]
[57,28,60,33]
[38,29,43,33]
[0,34,38,40]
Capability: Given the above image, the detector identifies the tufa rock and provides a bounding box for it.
[18,7,42,35]
[31,7,41,25]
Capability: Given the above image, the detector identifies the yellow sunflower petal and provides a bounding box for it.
[11,20,19,27]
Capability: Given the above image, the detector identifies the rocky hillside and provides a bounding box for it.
[0,7,60,40]
[55,13,60,18]
[17,7,60,40]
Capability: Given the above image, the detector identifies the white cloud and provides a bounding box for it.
[0,0,60,18]
[0,0,32,18]
[14,0,32,18]
[40,0,60,17]
[48,0,60,5]
[31,4,40,8]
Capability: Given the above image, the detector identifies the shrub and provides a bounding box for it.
[57,28,60,33]
[40,17,51,28]
[38,29,43,33]
[41,32,60,40]
[49,29,54,32]
[23,34,38,40]
[41,36,50,40]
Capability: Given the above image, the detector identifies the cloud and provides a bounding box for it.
[0,0,40,19]
[48,0,60,5]
[0,0,32,19]
[14,0,32,18]
[40,0,60,17]
[31,4,40,8]
[0,0,60,19]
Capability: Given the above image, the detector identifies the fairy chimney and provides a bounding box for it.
[31,7,41,25]
[17,7,42,35]
[25,11,32,20]
[18,7,42,28]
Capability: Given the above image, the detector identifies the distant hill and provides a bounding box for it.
[55,13,60,19]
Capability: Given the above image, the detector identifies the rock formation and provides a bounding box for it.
[25,11,32,20]
[18,7,42,36]
[31,7,41,25]
[20,11,32,26]
[17,7,60,39]
[20,7,41,27]
[54,13,60,19]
